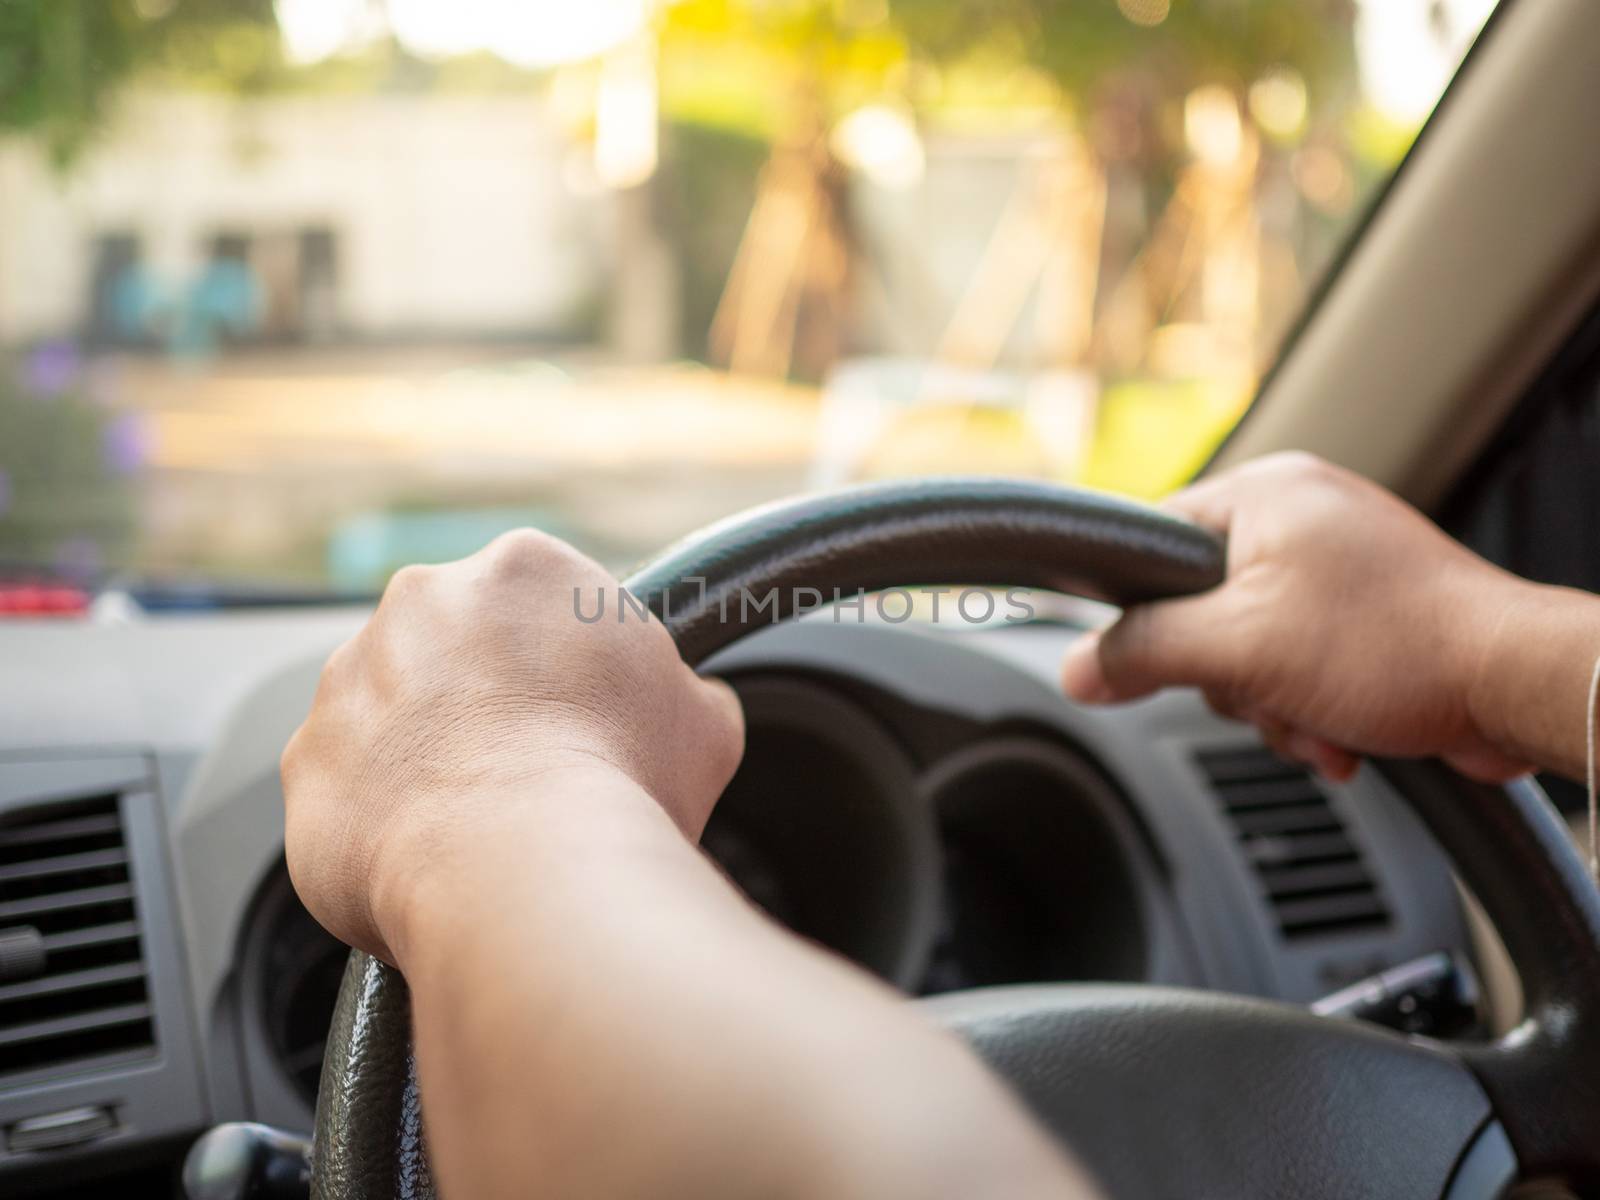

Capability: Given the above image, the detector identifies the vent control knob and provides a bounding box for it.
[0,926,45,982]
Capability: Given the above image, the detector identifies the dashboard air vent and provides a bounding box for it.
[0,794,154,1076]
[1196,748,1390,940]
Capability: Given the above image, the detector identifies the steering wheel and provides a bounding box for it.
[306,478,1600,1200]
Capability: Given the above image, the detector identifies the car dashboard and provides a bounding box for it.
[0,607,1471,1193]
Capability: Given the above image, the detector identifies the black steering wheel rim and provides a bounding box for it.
[308,476,1600,1200]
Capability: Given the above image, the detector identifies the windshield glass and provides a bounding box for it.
[0,0,1497,596]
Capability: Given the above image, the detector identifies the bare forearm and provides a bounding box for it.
[1470,581,1600,782]
[387,766,1090,1200]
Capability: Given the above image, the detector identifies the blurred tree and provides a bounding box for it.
[659,0,1356,149]
[0,0,280,164]
[656,0,1356,380]
[657,120,771,358]
[894,0,1353,95]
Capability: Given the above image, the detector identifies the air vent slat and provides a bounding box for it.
[0,1002,153,1049]
[0,961,146,1004]
[39,920,142,952]
[1192,750,1310,785]
[1275,893,1391,936]
[1217,778,1328,812]
[0,847,130,884]
[1197,748,1391,941]
[1228,806,1345,837]
[0,882,134,921]
[0,813,122,849]
[1256,860,1375,898]
[1242,832,1359,867]
[0,794,155,1076]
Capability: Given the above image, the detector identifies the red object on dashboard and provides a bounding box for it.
[0,583,90,616]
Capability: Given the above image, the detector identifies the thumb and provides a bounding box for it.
[1061,592,1241,705]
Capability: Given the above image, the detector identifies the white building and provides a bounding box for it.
[0,89,606,346]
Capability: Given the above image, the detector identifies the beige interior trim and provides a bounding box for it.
[1212,0,1600,510]
[1466,811,1600,1038]
[1459,877,1520,1036]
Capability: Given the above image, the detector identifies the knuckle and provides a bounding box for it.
[479,529,598,592]
[1268,450,1337,484]
[723,689,747,741]
[486,527,560,568]
[708,689,746,774]
[281,836,322,916]
[279,726,306,784]
[384,563,434,600]
[714,701,745,765]
[280,722,331,800]
[322,636,357,679]
[717,732,745,784]
[315,637,366,700]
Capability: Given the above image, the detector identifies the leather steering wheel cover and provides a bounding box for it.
[627,476,1225,664]
[307,475,1600,1198]
[1375,763,1600,1189]
[310,476,1224,1200]
[311,952,433,1200]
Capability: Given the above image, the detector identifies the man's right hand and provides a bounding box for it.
[1061,453,1537,783]
[281,528,745,967]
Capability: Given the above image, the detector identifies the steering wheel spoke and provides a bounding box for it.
[922,984,1510,1199]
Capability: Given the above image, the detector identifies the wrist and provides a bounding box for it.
[1462,573,1542,753]
[1465,576,1600,777]
[369,759,657,970]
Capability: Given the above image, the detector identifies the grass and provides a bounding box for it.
[1079,377,1251,500]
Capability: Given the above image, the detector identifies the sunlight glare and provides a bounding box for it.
[387,0,648,69]
[1355,0,1498,124]
[594,38,660,189]
[275,0,371,64]
[276,0,649,68]
[832,106,926,191]
[1184,86,1242,167]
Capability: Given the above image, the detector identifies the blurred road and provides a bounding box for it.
[104,345,820,583]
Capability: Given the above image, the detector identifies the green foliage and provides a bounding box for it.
[894,0,1355,97]
[661,0,914,137]
[0,0,1361,164]
[0,0,279,163]
[659,0,1361,183]
[1079,376,1247,499]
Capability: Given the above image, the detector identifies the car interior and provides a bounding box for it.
[6,0,1600,1196]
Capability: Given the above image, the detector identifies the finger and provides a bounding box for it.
[1286,731,1360,783]
[1201,686,1247,722]
[1442,745,1534,785]
[1255,713,1299,764]
[1061,590,1243,705]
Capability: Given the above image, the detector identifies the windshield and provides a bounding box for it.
[0,0,1497,598]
